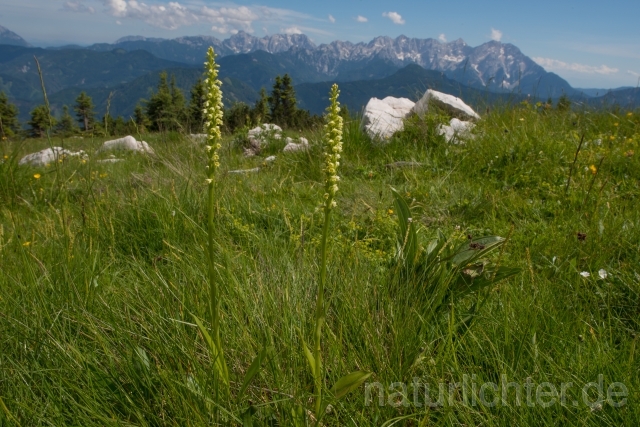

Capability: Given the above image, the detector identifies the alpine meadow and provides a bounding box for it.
[1,40,640,427]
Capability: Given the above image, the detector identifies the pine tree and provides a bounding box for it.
[56,105,77,136]
[188,78,205,132]
[0,91,20,138]
[74,91,95,132]
[29,105,56,138]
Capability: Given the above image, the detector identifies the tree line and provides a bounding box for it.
[0,72,326,140]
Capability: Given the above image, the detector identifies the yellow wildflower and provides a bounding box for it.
[589,164,597,175]
[33,173,41,179]
[22,241,31,247]
[388,209,394,215]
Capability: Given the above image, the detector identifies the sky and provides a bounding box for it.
[2,0,639,89]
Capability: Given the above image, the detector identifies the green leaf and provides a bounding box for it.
[302,337,316,379]
[391,187,418,265]
[193,315,229,386]
[237,343,268,401]
[330,371,372,400]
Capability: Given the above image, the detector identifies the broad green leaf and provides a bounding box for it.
[391,187,418,265]
[330,370,372,399]
[238,344,268,401]
[193,315,229,386]
[302,338,316,379]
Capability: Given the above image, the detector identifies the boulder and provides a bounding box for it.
[248,124,282,142]
[190,134,207,143]
[362,96,415,140]
[97,135,154,154]
[412,89,480,121]
[19,147,88,167]
[283,137,309,153]
[438,118,476,144]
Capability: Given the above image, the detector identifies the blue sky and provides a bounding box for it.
[2,0,639,89]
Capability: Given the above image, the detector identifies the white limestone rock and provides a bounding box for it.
[228,167,260,174]
[361,96,415,140]
[190,134,207,143]
[19,147,88,167]
[97,158,125,163]
[412,90,480,121]
[97,135,154,154]
[438,118,476,144]
[248,124,282,142]
[283,137,309,153]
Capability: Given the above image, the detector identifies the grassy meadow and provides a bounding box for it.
[1,103,639,425]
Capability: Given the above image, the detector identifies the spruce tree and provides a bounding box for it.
[146,72,173,131]
[56,105,77,136]
[188,78,205,132]
[252,88,270,125]
[268,75,284,126]
[133,104,149,132]
[74,91,95,132]
[169,74,186,129]
[0,91,20,138]
[29,105,56,138]
[280,74,297,127]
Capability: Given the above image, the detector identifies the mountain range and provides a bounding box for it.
[0,25,637,123]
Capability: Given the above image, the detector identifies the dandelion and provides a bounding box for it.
[22,241,31,247]
[598,269,608,279]
[388,209,394,215]
[589,164,597,175]
[580,271,590,278]
[33,173,41,179]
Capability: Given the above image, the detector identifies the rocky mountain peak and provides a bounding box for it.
[0,25,31,47]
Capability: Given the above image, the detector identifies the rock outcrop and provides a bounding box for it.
[19,147,87,167]
[412,89,480,121]
[361,96,415,140]
[97,136,154,154]
[438,118,476,144]
[283,137,309,153]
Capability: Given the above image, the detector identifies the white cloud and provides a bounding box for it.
[282,26,302,35]
[98,1,309,34]
[628,70,640,77]
[356,15,368,23]
[328,14,335,23]
[490,28,502,42]
[438,33,447,43]
[116,20,122,25]
[62,1,95,14]
[533,57,619,75]
[382,12,405,25]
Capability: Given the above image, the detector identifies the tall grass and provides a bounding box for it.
[0,97,638,425]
